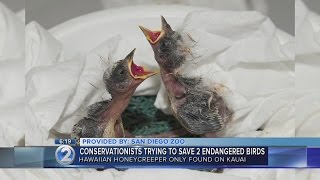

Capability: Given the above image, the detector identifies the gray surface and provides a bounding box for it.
[26,0,103,29]
[0,0,24,12]
[25,0,294,35]
[303,0,320,14]
[0,148,14,168]
[267,0,294,36]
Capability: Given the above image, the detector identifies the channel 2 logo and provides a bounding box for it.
[55,145,75,165]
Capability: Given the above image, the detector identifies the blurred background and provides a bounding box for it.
[2,0,320,36]
[1,0,24,12]
[2,0,295,35]
[303,0,320,14]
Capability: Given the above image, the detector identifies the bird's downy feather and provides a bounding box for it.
[86,100,112,121]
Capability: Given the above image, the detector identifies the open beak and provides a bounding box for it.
[139,25,165,45]
[126,49,159,79]
[139,16,170,45]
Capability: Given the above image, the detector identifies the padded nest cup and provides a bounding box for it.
[123,96,183,136]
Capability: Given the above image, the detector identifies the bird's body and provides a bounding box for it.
[71,49,158,141]
[140,16,233,136]
[71,100,126,139]
[161,70,232,135]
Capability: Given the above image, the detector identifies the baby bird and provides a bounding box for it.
[71,49,158,141]
[139,16,233,136]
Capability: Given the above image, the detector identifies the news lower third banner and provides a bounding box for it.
[1,138,320,168]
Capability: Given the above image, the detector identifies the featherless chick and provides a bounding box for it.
[139,16,233,137]
[72,49,158,141]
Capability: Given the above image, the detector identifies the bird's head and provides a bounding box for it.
[104,48,158,98]
[139,16,185,71]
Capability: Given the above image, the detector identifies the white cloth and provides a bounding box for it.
[0,3,24,60]
[26,9,295,144]
[0,169,25,180]
[0,3,25,180]
[24,6,299,180]
[294,1,320,179]
[101,0,267,15]
[295,0,320,137]
[0,3,24,147]
[26,169,250,180]
[25,21,64,72]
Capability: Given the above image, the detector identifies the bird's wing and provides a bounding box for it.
[86,100,112,121]
[71,118,105,139]
[177,90,225,134]
[175,74,202,88]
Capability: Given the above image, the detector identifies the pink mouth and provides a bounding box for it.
[148,31,161,42]
[129,59,157,79]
